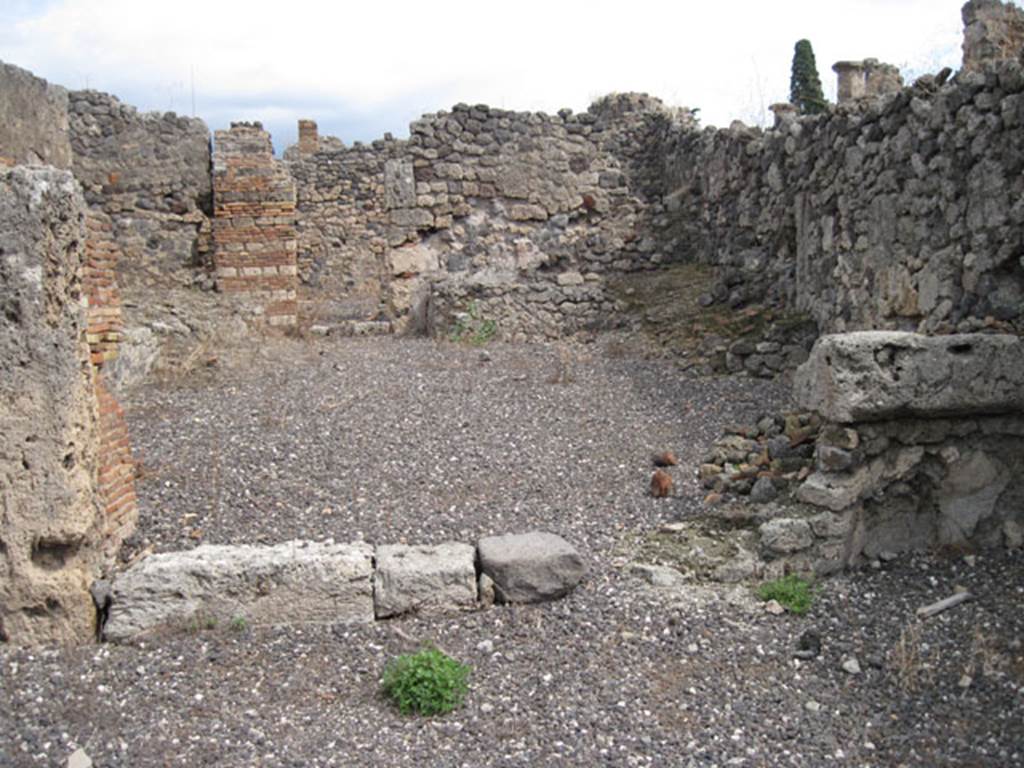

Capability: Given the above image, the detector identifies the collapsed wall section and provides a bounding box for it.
[213,123,298,326]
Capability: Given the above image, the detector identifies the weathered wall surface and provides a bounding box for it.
[962,0,1024,72]
[654,59,1024,338]
[0,168,103,644]
[68,89,212,287]
[285,136,403,322]
[0,61,72,169]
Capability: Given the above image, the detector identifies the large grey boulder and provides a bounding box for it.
[105,541,374,641]
[794,332,1024,423]
[373,542,477,618]
[477,531,586,603]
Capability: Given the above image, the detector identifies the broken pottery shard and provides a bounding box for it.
[794,332,1024,423]
[373,542,477,619]
[105,541,374,642]
[477,531,586,603]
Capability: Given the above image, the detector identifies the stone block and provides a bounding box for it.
[759,518,814,555]
[477,531,586,603]
[373,542,477,618]
[795,332,1024,423]
[387,242,440,276]
[104,541,374,641]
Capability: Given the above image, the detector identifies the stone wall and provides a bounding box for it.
[284,95,698,338]
[0,61,72,169]
[284,135,404,323]
[68,89,212,288]
[652,58,1024,338]
[962,0,1024,72]
[213,123,299,326]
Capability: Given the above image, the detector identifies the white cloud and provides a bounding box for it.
[1,0,972,147]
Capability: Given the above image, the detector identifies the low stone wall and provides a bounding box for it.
[793,332,1024,556]
[104,532,585,642]
[688,332,1024,579]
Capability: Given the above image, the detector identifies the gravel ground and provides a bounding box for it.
[2,336,1022,767]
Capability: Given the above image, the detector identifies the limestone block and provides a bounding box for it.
[104,541,374,641]
[938,450,1009,546]
[759,519,814,555]
[477,531,586,603]
[387,242,440,276]
[798,447,924,512]
[372,543,477,618]
[0,167,102,646]
[794,332,1024,423]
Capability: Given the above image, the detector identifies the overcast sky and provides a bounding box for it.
[1,0,989,153]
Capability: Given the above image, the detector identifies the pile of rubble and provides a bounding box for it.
[698,412,821,504]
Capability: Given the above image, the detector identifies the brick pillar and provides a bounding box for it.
[832,61,867,105]
[298,119,319,155]
[212,122,298,326]
[82,210,138,559]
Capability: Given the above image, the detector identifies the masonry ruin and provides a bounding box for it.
[2,0,1023,644]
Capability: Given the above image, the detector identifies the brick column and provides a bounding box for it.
[212,122,298,326]
[82,210,138,559]
[298,119,319,155]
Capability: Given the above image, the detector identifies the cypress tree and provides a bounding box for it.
[790,39,828,115]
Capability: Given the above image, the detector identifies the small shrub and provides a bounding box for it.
[187,610,218,634]
[449,301,497,346]
[229,616,248,632]
[757,574,814,615]
[382,646,471,716]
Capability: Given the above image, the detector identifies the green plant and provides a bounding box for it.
[757,574,815,615]
[790,39,828,115]
[229,616,248,632]
[448,301,497,346]
[187,610,218,633]
[382,646,471,716]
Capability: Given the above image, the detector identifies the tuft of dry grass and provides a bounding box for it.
[889,621,934,692]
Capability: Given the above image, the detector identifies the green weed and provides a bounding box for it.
[382,646,471,716]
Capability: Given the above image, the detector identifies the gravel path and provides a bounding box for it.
[2,336,1022,767]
